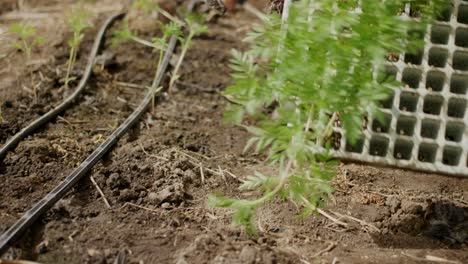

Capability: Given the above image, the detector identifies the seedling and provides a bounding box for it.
[209,0,445,235]
[9,23,44,99]
[112,20,164,50]
[168,14,208,94]
[9,23,43,62]
[113,17,182,112]
[113,4,204,98]
[150,22,182,112]
[64,5,92,89]
[132,0,185,26]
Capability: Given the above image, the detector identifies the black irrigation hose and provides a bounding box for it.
[0,16,179,256]
[0,12,125,162]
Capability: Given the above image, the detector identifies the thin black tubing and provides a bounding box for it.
[0,12,125,161]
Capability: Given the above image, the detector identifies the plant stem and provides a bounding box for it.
[317,111,337,146]
[244,159,293,207]
[65,46,76,89]
[131,36,163,50]
[153,5,185,26]
[168,33,193,95]
[149,35,168,114]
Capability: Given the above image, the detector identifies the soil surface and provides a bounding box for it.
[1,1,467,264]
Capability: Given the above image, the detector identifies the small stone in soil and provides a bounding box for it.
[106,173,129,189]
[36,240,49,254]
[400,200,423,214]
[118,189,138,202]
[239,246,256,264]
[385,196,401,213]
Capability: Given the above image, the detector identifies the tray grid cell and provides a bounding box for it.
[331,0,468,176]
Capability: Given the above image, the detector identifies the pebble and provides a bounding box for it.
[147,187,173,204]
[400,200,423,214]
[106,173,129,189]
[174,168,184,176]
[36,240,49,254]
[118,189,138,202]
[239,246,256,264]
[385,196,401,213]
[184,169,197,183]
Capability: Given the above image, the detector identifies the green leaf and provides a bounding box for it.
[207,194,235,208]
[209,0,447,235]
[223,104,244,125]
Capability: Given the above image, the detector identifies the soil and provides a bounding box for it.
[1,1,467,264]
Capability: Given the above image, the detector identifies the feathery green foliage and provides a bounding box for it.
[210,0,446,235]
[113,2,207,96]
[9,23,43,62]
[65,5,93,89]
[112,1,184,111]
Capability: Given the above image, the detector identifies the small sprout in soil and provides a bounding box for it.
[9,23,44,62]
[65,5,93,89]
[210,0,447,235]
[132,0,185,26]
[112,20,164,50]
[150,21,182,112]
[168,14,208,94]
[9,23,44,99]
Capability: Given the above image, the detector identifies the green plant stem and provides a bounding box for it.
[23,39,31,60]
[65,46,76,89]
[243,159,293,208]
[317,111,337,146]
[153,5,185,26]
[168,33,193,95]
[131,36,163,50]
[148,33,169,113]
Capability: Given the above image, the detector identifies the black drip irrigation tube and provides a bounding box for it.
[0,12,125,161]
[0,10,180,255]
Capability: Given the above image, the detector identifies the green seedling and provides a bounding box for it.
[150,21,182,112]
[168,14,208,94]
[112,20,164,50]
[64,5,92,89]
[132,0,185,26]
[9,23,43,62]
[9,23,44,99]
[210,0,445,235]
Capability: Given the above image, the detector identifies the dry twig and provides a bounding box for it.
[401,253,462,264]
[310,241,336,258]
[90,176,111,209]
[329,210,380,232]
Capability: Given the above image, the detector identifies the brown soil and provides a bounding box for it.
[1,1,467,264]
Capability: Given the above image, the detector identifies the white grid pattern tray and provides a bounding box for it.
[330,0,468,177]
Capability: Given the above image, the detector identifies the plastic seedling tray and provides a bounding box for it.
[329,0,467,176]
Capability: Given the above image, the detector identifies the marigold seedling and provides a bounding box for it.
[210,0,446,235]
[64,5,93,89]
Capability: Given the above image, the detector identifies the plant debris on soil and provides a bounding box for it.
[0,1,467,263]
